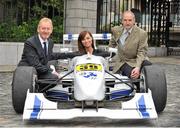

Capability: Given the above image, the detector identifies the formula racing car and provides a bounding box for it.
[12,54,167,120]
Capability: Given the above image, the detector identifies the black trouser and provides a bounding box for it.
[38,60,59,80]
[117,60,152,91]
[116,60,152,78]
[37,60,60,92]
[38,71,58,79]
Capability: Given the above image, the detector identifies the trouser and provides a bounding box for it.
[38,60,59,80]
[116,60,152,78]
[115,60,152,92]
[37,60,60,92]
[38,71,58,79]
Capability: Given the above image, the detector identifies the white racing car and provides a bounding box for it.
[12,54,167,120]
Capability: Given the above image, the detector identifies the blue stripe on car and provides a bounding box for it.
[103,33,108,40]
[68,33,72,40]
[137,95,150,118]
[30,95,41,120]
[110,89,132,100]
[46,90,69,101]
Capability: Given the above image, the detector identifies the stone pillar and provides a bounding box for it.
[64,0,97,34]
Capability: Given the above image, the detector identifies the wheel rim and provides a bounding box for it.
[139,71,147,93]
[32,74,37,92]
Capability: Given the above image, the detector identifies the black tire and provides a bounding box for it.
[12,66,37,114]
[141,65,167,113]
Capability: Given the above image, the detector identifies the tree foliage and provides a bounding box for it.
[0,0,64,43]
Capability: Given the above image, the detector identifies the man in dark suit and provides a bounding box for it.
[109,11,151,79]
[18,17,75,79]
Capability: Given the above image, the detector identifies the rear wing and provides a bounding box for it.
[62,33,111,50]
[63,33,111,42]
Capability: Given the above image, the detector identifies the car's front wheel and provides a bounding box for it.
[12,66,37,114]
[140,65,167,113]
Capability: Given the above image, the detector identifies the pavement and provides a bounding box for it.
[150,56,180,65]
[0,55,180,127]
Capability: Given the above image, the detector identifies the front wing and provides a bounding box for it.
[23,89,157,120]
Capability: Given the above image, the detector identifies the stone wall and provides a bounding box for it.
[64,0,97,34]
[0,42,62,72]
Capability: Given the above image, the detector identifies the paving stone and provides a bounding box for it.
[0,56,180,127]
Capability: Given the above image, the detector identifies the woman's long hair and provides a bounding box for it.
[78,30,95,54]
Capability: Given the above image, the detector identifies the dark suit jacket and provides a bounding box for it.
[18,35,76,74]
[109,25,149,73]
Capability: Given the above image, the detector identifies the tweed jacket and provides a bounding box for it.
[109,25,149,73]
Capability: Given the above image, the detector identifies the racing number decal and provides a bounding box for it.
[75,63,102,72]
[82,72,97,79]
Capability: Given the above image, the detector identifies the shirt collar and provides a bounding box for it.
[38,34,48,44]
[123,27,133,34]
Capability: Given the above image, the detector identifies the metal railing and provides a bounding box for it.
[96,0,180,51]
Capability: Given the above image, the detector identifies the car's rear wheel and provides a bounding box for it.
[12,66,37,114]
[140,65,167,113]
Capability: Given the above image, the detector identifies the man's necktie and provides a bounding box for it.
[120,31,130,45]
[43,42,47,57]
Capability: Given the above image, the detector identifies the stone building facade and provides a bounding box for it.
[64,0,97,34]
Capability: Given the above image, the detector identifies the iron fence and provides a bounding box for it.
[0,0,63,43]
[96,0,180,50]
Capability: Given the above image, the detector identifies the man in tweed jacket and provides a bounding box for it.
[109,10,151,79]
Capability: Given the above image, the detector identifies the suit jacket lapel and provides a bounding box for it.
[47,39,53,57]
[35,35,48,58]
[116,27,123,42]
[124,26,138,47]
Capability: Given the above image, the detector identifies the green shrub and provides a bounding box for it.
[0,17,63,43]
[0,22,14,41]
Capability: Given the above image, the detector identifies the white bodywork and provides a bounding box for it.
[72,55,106,101]
[23,90,157,120]
[23,55,158,120]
